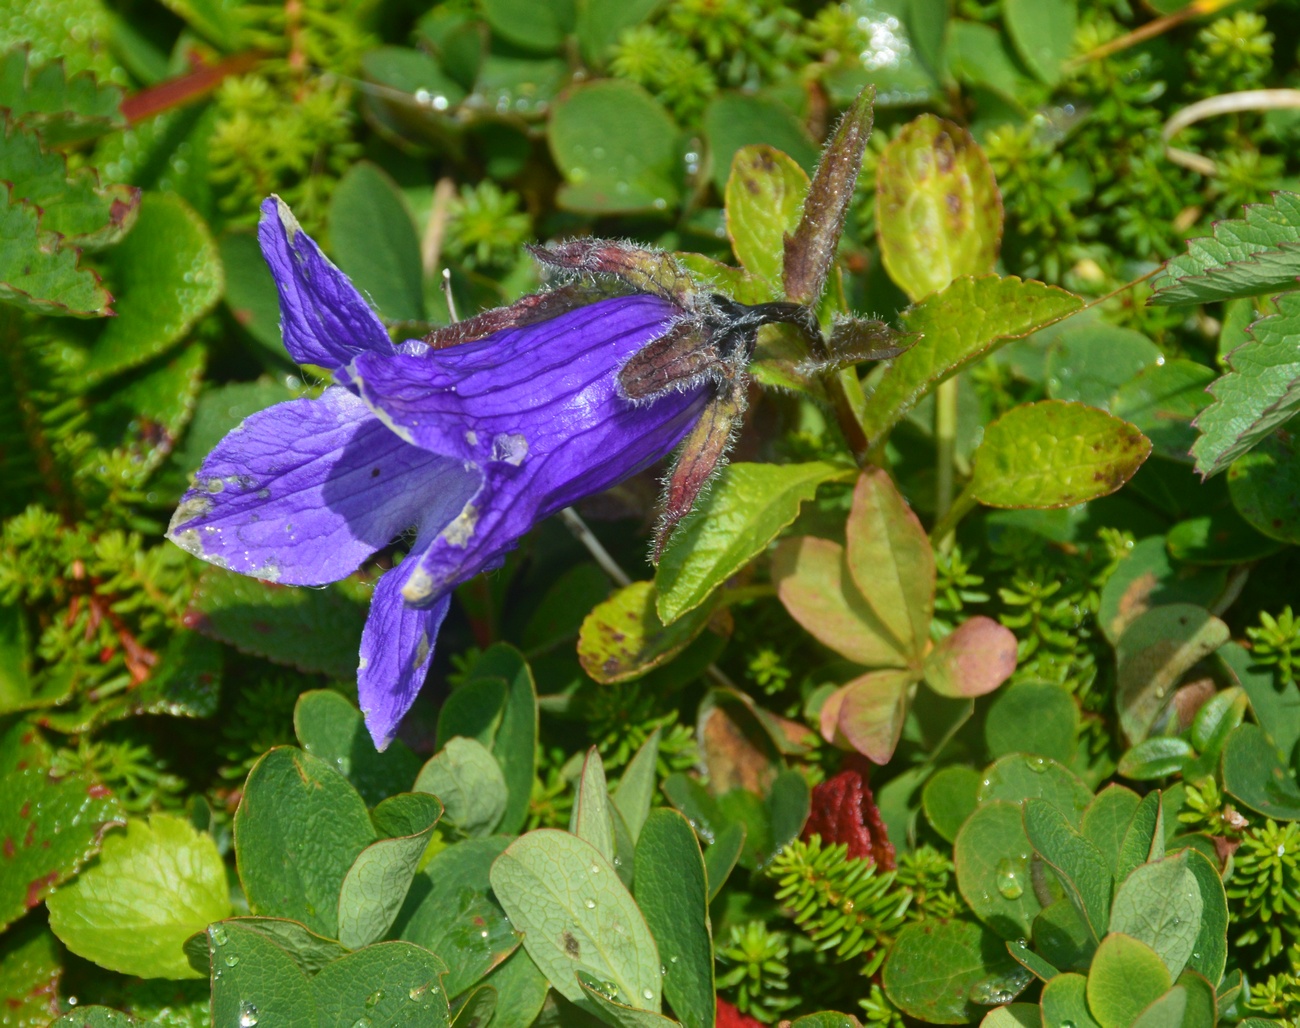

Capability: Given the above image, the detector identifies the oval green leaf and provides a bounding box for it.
[971,401,1152,509]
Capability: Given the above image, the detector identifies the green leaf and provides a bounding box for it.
[207,922,317,1028]
[1022,799,1111,941]
[490,829,662,1013]
[570,748,616,864]
[633,810,714,1028]
[980,1005,1041,1028]
[1032,900,1096,973]
[1039,974,1102,1028]
[1045,324,1163,411]
[578,581,716,685]
[1005,937,1058,983]
[1115,604,1229,744]
[703,92,819,195]
[1182,848,1227,986]
[1110,360,1216,462]
[577,972,681,1027]
[1167,505,1284,565]
[1222,721,1300,820]
[220,230,289,357]
[481,0,573,51]
[1086,933,1171,1028]
[337,793,443,950]
[294,690,421,808]
[983,683,1078,764]
[922,616,1018,699]
[451,984,497,1028]
[47,1008,150,1027]
[0,912,64,1026]
[1107,851,1201,979]
[656,461,852,623]
[1192,290,1300,477]
[883,918,1020,1024]
[1003,0,1076,85]
[971,401,1152,509]
[0,724,122,931]
[187,567,366,679]
[1220,640,1300,763]
[613,729,660,845]
[724,145,808,294]
[484,947,550,1028]
[311,942,451,1026]
[84,192,222,382]
[0,121,139,247]
[0,48,125,145]
[549,81,680,214]
[0,184,113,316]
[860,276,1083,445]
[1116,792,1163,886]
[1096,537,1226,644]
[703,823,745,902]
[876,115,1001,302]
[203,917,348,976]
[467,644,538,835]
[978,754,1092,825]
[923,765,981,843]
[575,0,663,66]
[1118,738,1195,781]
[234,747,376,938]
[415,738,507,838]
[955,801,1043,939]
[329,162,424,324]
[47,814,230,979]
[1080,785,1141,874]
[1149,191,1300,306]
[157,0,242,50]
[436,679,506,751]
[396,837,519,999]
[1228,425,1300,543]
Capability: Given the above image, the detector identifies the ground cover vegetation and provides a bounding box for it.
[2,0,1300,1024]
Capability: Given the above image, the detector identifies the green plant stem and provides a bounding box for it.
[828,368,871,465]
[930,481,977,548]
[934,377,958,531]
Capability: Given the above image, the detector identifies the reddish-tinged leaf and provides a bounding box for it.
[656,385,743,559]
[422,283,607,348]
[825,668,915,764]
[699,691,781,796]
[802,754,897,869]
[783,86,875,306]
[771,536,910,668]
[619,321,719,400]
[845,468,934,661]
[923,617,1019,698]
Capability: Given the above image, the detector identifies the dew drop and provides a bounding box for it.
[238,1001,259,1027]
[584,899,596,909]
[351,1018,372,1028]
[641,989,654,1000]
[224,954,240,967]
[365,990,383,1009]
[996,858,1025,899]
[1026,756,1047,773]
[590,863,601,874]
[211,925,229,946]
[480,929,489,938]
[408,985,427,1003]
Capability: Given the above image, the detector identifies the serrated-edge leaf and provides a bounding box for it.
[0,49,126,145]
[1191,289,1300,476]
[860,275,1083,444]
[1149,191,1300,305]
[0,184,112,316]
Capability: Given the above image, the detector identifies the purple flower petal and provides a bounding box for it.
[358,563,451,749]
[348,295,709,601]
[258,196,393,370]
[168,387,480,586]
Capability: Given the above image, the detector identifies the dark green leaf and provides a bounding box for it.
[234,747,376,938]
[1085,933,1171,1028]
[883,918,1020,1024]
[955,801,1043,939]
[1022,800,1111,941]
[295,690,421,808]
[1228,426,1300,543]
[1222,722,1300,820]
[329,162,424,324]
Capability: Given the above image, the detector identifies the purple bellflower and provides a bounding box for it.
[168,197,711,748]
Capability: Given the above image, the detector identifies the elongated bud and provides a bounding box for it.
[782,86,875,306]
